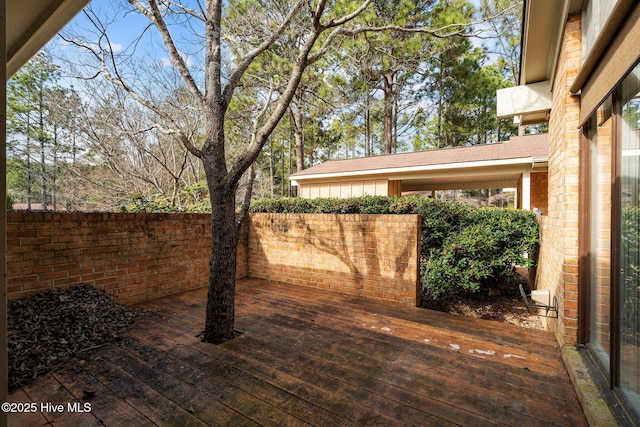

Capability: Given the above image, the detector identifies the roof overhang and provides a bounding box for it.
[497,0,583,125]
[7,0,90,78]
[3,0,91,416]
[290,157,548,192]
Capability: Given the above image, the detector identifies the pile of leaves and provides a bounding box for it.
[8,285,139,390]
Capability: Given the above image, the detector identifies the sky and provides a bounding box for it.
[48,0,502,77]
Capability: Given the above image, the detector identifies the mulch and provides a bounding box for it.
[422,270,544,330]
[7,285,140,390]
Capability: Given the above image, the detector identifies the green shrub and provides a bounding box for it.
[462,208,540,267]
[414,198,471,258]
[249,197,315,213]
[420,208,539,303]
[250,195,396,214]
[6,191,14,210]
[250,196,539,303]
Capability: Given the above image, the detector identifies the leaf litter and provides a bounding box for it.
[8,285,140,390]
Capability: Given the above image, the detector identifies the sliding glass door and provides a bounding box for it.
[589,98,612,372]
[619,66,640,411]
[586,62,640,418]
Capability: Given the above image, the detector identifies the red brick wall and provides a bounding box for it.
[536,13,582,345]
[530,172,549,215]
[248,213,421,306]
[7,212,249,304]
[7,211,419,307]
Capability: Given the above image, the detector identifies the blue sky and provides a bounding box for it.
[50,0,497,70]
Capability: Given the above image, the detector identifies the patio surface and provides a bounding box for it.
[9,277,586,426]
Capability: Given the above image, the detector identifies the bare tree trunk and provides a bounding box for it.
[281,141,285,197]
[52,125,58,211]
[88,0,468,346]
[290,96,305,172]
[437,55,443,149]
[203,184,238,344]
[383,71,394,155]
[365,106,371,157]
[287,136,292,197]
[39,106,47,211]
[269,138,275,197]
[39,140,46,210]
[393,94,398,153]
[26,114,32,210]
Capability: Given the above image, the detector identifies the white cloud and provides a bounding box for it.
[83,41,122,54]
[160,51,193,68]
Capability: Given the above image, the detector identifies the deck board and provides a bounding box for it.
[9,277,587,426]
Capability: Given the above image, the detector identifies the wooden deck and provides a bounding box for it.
[9,278,586,426]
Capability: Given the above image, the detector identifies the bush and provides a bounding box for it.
[250,196,539,303]
[249,195,393,214]
[413,198,471,258]
[6,191,14,210]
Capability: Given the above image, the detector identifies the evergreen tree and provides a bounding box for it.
[7,53,61,209]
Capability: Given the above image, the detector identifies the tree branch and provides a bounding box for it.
[221,0,305,109]
[128,0,205,110]
[308,5,515,64]
[321,0,371,29]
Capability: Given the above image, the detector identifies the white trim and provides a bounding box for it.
[290,157,546,183]
[522,171,531,210]
[8,0,90,77]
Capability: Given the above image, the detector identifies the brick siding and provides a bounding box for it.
[6,211,250,305]
[248,213,421,305]
[7,211,420,307]
[530,172,549,215]
[535,13,582,345]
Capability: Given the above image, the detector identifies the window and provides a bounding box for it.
[589,96,613,372]
[618,66,640,412]
[582,0,617,60]
[585,62,640,420]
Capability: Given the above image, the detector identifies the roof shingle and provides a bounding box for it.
[291,134,548,177]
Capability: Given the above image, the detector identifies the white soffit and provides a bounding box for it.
[496,81,552,119]
[290,157,544,184]
[7,0,90,78]
[520,0,570,85]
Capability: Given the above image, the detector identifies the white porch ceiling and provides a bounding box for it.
[7,0,90,78]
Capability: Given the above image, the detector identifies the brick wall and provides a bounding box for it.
[7,211,419,307]
[248,213,421,306]
[7,212,249,305]
[536,13,582,345]
[530,172,549,215]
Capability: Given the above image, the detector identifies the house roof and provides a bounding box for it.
[519,0,583,86]
[7,0,90,78]
[292,134,547,180]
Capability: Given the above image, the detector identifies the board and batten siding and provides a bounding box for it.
[299,179,402,198]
